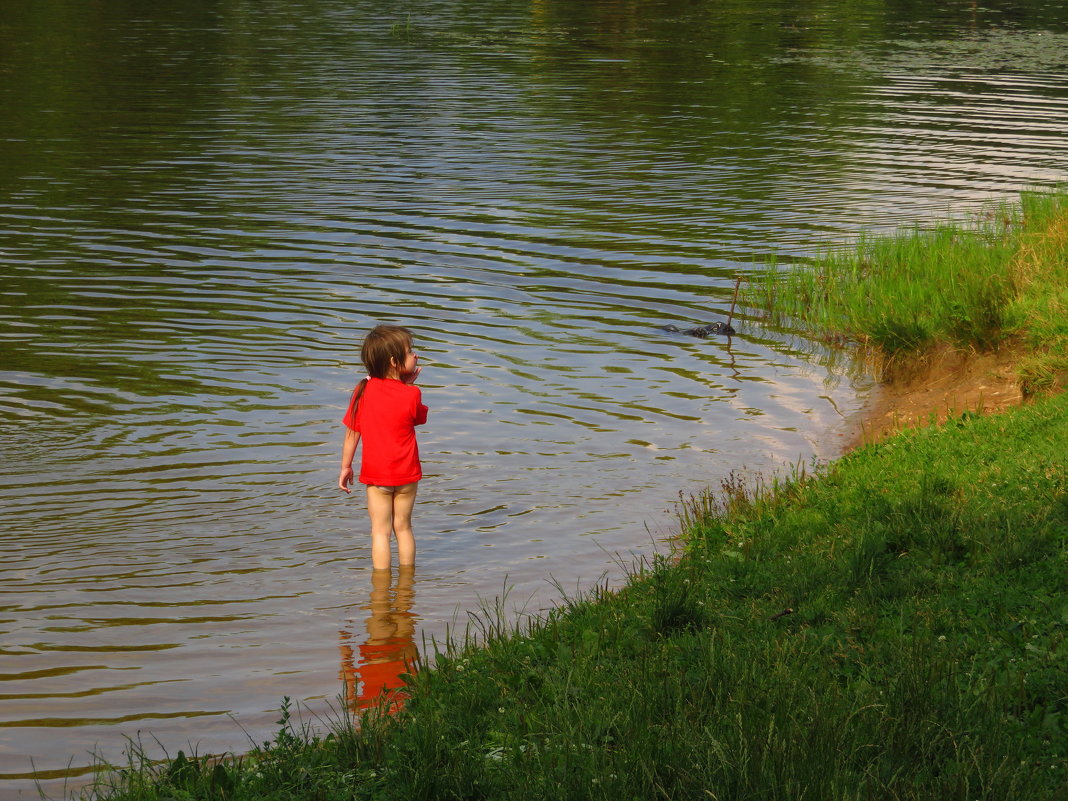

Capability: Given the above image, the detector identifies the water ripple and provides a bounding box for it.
[3,0,1068,796]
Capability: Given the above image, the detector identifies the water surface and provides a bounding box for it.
[2,0,1068,795]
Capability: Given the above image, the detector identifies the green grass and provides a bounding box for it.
[76,193,1068,800]
[750,187,1068,393]
[81,393,1068,800]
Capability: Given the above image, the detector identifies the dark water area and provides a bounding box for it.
[2,0,1067,795]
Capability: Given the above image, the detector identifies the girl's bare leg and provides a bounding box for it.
[366,486,396,570]
[391,482,418,566]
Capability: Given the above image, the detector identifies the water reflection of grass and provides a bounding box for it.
[89,395,1066,798]
[751,187,1068,395]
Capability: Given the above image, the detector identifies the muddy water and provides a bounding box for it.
[2,0,1068,795]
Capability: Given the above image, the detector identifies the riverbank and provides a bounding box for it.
[80,193,1067,800]
[83,393,1068,801]
[844,343,1024,448]
[777,187,1067,448]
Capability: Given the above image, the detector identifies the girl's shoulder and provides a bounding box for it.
[368,377,421,395]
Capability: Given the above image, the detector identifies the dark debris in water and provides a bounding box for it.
[662,322,736,338]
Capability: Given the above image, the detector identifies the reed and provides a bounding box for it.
[750,187,1068,391]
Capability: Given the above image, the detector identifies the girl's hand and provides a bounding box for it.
[401,365,422,385]
[338,466,354,493]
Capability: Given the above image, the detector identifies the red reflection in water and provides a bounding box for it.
[340,565,419,714]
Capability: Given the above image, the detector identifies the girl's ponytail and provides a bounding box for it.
[343,377,370,431]
[351,377,369,410]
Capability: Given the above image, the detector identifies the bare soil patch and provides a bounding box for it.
[845,345,1025,449]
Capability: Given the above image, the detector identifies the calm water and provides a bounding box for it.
[2,0,1067,795]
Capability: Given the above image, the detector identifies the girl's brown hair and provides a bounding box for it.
[360,324,413,379]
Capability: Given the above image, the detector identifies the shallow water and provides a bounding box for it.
[2,0,1068,796]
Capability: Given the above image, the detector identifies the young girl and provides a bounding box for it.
[338,325,428,570]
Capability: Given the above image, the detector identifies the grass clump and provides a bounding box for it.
[1008,189,1068,393]
[752,187,1068,392]
[82,697,391,800]
[83,394,1067,800]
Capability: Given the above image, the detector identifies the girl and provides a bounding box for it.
[338,325,428,570]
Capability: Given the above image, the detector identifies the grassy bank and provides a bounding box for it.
[84,394,1067,800]
[750,187,1068,394]
[81,197,1067,800]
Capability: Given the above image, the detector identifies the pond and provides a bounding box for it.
[2,0,1067,796]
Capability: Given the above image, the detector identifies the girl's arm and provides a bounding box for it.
[339,378,368,492]
[338,427,361,493]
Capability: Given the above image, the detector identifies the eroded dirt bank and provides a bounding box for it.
[845,345,1026,449]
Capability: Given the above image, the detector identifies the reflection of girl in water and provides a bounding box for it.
[339,566,419,713]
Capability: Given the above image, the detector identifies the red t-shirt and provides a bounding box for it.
[343,378,428,486]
